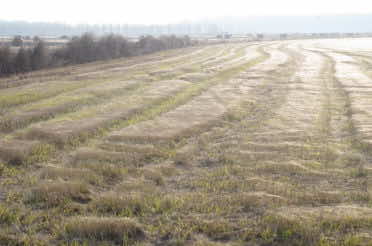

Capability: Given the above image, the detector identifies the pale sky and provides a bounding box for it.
[3,0,372,24]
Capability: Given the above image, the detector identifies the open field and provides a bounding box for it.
[1,38,372,245]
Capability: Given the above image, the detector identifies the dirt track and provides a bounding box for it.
[1,39,372,245]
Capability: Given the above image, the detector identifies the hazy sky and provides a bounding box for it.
[3,0,372,24]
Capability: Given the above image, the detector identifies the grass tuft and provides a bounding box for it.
[63,217,145,244]
[25,181,91,207]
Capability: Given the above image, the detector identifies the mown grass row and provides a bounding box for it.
[0,45,268,166]
[0,45,232,133]
[0,81,146,133]
[0,45,221,113]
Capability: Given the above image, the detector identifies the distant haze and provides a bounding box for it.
[1,15,372,36]
[214,15,372,33]
[2,0,372,25]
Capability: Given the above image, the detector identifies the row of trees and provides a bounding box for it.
[0,41,47,75]
[0,33,195,77]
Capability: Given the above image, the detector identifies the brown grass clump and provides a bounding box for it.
[258,205,372,245]
[253,161,324,177]
[260,214,322,246]
[117,179,161,194]
[237,192,288,212]
[293,191,344,206]
[91,194,146,217]
[73,146,166,166]
[158,217,236,243]
[26,181,91,207]
[24,119,109,147]
[98,142,164,157]
[0,140,53,165]
[63,216,145,244]
[39,166,101,185]
[72,148,136,165]
[73,162,126,184]
[91,193,179,217]
[0,140,36,165]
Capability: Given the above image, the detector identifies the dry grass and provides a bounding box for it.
[76,161,128,180]
[25,181,91,207]
[21,79,191,148]
[2,41,372,245]
[39,166,102,185]
[72,146,167,167]
[63,217,145,244]
[0,80,141,132]
[0,140,53,165]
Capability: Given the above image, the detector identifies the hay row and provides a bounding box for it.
[20,80,191,147]
[103,46,287,146]
[328,51,372,144]
[0,80,141,133]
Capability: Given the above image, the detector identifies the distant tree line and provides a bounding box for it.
[0,33,195,77]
